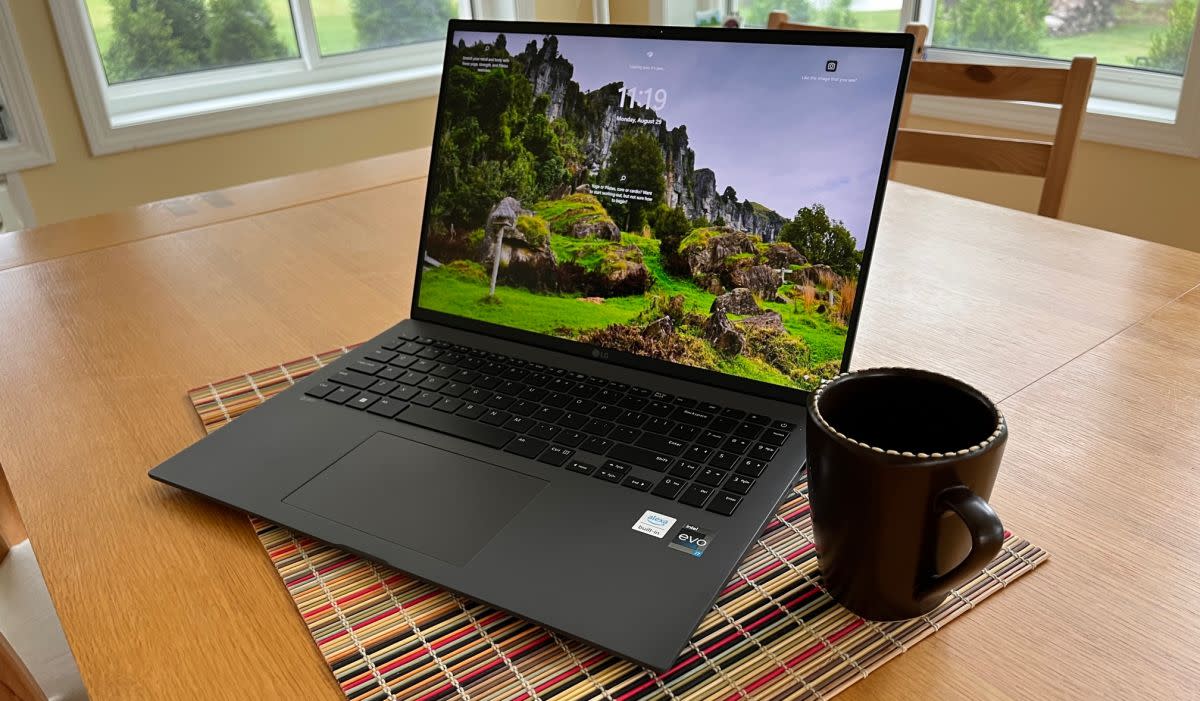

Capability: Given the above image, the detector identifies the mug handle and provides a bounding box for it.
[916,486,1004,601]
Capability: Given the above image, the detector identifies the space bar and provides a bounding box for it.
[396,407,515,449]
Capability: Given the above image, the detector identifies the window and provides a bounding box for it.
[50,0,531,155]
[0,0,54,173]
[655,0,1200,155]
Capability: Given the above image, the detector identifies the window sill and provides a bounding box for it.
[94,64,444,155]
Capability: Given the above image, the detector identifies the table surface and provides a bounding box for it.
[2,149,1199,699]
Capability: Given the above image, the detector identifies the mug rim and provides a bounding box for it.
[808,367,1006,459]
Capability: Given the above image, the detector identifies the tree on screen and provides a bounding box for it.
[778,204,860,278]
[603,130,666,230]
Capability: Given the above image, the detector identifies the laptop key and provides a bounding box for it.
[538,445,575,467]
[723,436,751,454]
[721,407,746,419]
[367,349,397,364]
[347,393,380,411]
[760,428,789,445]
[441,382,469,398]
[398,371,425,386]
[397,406,515,449]
[505,436,548,459]
[672,407,714,426]
[652,476,686,499]
[669,460,701,479]
[602,461,631,477]
[707,492,742,516]
[696,430,725,448]
[595,466,623,483]
[390,385,420,401]
[325,387,359,405]
[669,424,700,441]
[635,433,686,456]
[510,399,538,416]
[377,366,404,381]
[610,426,640,444]
[534,406,564,423]
[433,397,464,413]
[348,359,384,376]
[592,405,622,421]
[412,391,440,407]
[432,364,458,379]
[503,415,534,432]
[685,445,712,462]
[369,379,400,396]
[679,484,714,508]
[528,423,560,441]
[643,417,674,434]
[622,475,653,492]
[579,436,613,454]
[750,443,779,462]
[367,397,407,419]
[558,412,589,430]
[566,461,596,476]
[411,359,439,373]
[725,474,755,495]
[709,451,738,470]
[709,416,738,433]
[331,370,376,390]
[582,419,614,436]
[744,413,771,425]
[453,369,480,383]
[485,394,514,410]
[617,411,647,427]
[418,376,448,392]
[733,422,763,440]
[736,457,767,477]
[697,467,727,487]
[304,382,337,399]
[480,410,511,426]
[608,444,672,472]
[557,430,586,448]
[771,420,796,431]
[456,402,487,420]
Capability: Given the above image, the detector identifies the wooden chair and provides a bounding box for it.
[0,465,85,701]
[766,12,1097,219]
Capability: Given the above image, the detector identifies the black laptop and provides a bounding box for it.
[151,19,912,671]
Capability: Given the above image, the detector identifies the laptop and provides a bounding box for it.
[150,19,912,671]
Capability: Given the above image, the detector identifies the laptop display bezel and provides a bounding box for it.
[410,19,913,405]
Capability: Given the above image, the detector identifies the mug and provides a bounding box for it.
[805,367,1006,620]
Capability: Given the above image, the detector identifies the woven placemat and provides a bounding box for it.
[189,349,1046,701]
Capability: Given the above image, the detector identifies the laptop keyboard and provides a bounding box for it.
[303,331,796,517]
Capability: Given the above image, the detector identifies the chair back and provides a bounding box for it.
[765,13,1096,218]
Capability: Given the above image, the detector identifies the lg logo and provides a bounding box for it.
[591,348,609,360]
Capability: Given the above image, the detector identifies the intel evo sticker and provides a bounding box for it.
[633,510,677,538]
[668,523,714,558]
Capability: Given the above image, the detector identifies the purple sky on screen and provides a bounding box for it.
[452,31,905,245]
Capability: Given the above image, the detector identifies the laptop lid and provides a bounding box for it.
[411,20,912,403]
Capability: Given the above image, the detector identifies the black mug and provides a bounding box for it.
[806,368,1006,620]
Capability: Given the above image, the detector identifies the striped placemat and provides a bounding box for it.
[190,350,1046,701]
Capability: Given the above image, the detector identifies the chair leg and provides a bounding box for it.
[0,462,29,562]
[0,631,48,701]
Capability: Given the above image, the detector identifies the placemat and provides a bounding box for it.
[189,350,1046,701]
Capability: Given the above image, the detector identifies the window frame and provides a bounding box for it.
[48,0,534,157]
[0,0,54,173]
[654,0,1200,157]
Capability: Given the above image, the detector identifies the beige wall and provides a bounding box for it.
[11,0,592,227]
[12,1,1200,252]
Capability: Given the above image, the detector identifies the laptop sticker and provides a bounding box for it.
[668,523,714,558]
[632,510,677,538]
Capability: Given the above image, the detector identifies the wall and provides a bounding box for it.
[10,0,592,227]
[896,116,1200,252]
[13,1,1200,252]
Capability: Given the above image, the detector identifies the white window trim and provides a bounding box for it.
[48,0,533,157]
[649,0,1200,157]
[0,0,54,172]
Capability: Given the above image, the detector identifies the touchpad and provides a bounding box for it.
[284,432,547,566]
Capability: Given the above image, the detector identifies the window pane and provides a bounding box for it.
[0,94,11,143]
[931,0,1199,75]
[738,0,904,31]
[84,0,300,84]
[312,0,461,57]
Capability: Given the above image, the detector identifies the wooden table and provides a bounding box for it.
[2,149,1198,699]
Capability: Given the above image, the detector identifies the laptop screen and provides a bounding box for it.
[416,25,906,392]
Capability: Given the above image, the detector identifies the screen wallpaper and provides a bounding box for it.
[418,29,904,390]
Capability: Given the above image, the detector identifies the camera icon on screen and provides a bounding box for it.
[825,60,838,72]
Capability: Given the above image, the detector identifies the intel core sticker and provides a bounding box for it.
[668,523,714,558]
[633,510,677,538]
